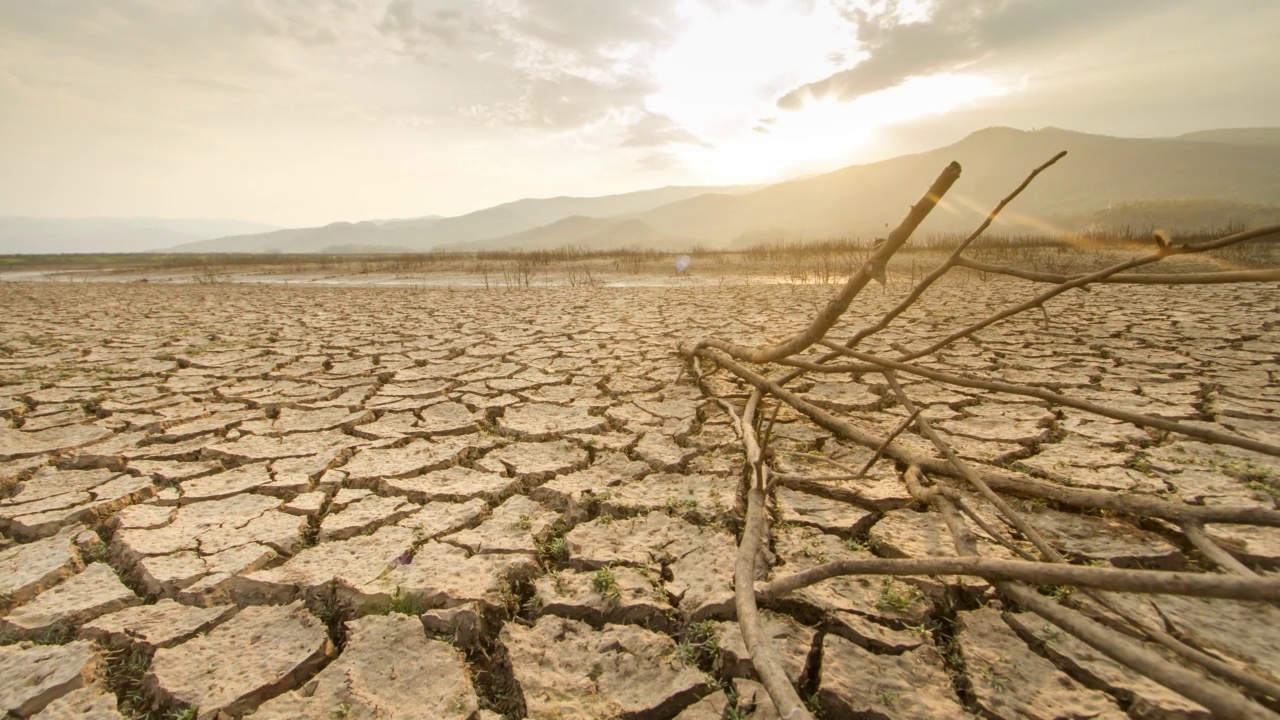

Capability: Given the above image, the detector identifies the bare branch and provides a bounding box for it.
[756,555,1280,603]
[735,389,813,720]
[955,257,1280,285]
[1182,522,1259,577]
[818,342,1280,458]
[693,162,961,364]
[895,224,1280,362]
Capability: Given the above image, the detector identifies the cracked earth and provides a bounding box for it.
[0,278,1277,719]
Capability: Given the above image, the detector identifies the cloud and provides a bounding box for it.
[777,0,1172,110]
[622,112,709,148]
[376,0,475,59]
[467,1,682,131]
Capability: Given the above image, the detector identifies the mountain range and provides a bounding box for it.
[6,126,1280,255]
[0,217,279,255]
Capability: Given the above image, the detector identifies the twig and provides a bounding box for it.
[773,152,1068,387]
[855,408,919,478]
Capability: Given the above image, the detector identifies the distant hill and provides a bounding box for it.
[1175,128,1280,146]
[1077,199,1280,235]
[171,185,758,253]
[0,217,279,254]
[598,126,1280,249]
[441,216,673,253]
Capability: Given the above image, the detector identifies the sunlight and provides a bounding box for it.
[668,73,1009,183]
[646,1,1008,182]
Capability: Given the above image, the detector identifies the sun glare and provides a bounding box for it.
[646,1,1007,182]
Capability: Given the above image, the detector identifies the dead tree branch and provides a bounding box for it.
[677,154,1280,718]
[692,162,961,364]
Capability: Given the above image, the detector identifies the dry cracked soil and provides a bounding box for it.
[0,278,1278,719]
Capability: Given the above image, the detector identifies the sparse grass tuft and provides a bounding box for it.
[875,578,920,613]
[388,586,422,616]
[674,619,720,668]
[591,566,621,601]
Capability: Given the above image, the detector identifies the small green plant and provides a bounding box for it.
[81,542,110,564]
[876,688,901,707]
[844,537,872,553]
[674,620,720,667]
[331,703,353,720]
[388,586,422,616]
[164,708,199,720]
[984,668,1009,693]
[592,566,621,601]
[876,578,919,613]
[521,594,544,617]
[1248,480,1280,501]
[538,535,568,564]
[804,690,825,717]
[1041,584,1074,602]
[512,513,533,531]
[664,496,699,515]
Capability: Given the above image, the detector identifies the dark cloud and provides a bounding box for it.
[777,0,1173,110]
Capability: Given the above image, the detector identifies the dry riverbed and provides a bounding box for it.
[0,278,1278,719]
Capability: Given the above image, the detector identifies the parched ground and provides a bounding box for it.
[0,278,1278,719]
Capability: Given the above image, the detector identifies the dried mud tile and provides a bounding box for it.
[317,494,419,542]
[958,608,1128,720]
[502,616,711,720]
[443,494,558,555]
[250,613,478,719]
[144,601,333,717]
[0,640,104,718]
[0,524,83,608]
[534,566,673,630]
[0,562,140,639]
[818,633,964,719]
[80,598,238,651]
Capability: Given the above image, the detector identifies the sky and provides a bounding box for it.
[2,0,1278,228]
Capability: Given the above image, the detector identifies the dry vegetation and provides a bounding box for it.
[0,155,1278,719]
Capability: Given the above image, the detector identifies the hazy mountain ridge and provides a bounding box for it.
[10,126,1280,255]
[1079,199,1280,234]
[171,185,758,254]
[1175,128,1280,146]
[592,127,1280,249]
[0,217,279,254]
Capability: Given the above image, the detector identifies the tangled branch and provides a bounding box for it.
[678,153,1280,717]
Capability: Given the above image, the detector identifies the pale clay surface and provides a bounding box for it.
[0,278,1277,718]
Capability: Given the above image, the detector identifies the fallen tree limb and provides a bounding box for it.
[680,345,1280,527]
[895,224,1280,362]
[932,496,1278,719]
[954,257,1280,285]
[692,161,961,365]
[756,556,1280,603]
[733,389,813,720]
[817,341,1280,458]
